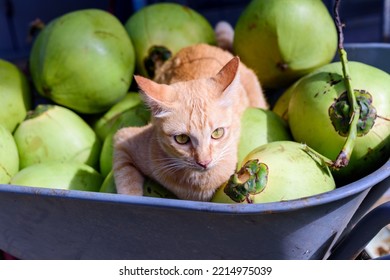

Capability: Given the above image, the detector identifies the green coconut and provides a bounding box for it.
[0,59,31,133]
[233,0,337,89]
[237,107,292,165]
[96,94,151,177]
[287,61,390,184]
[99,131,115,178]
[0,124,19,184]
[99,104,150,176]
[29,9,135,114]
[272,80,299,122]
[125,2,216,78]
[11,162,103,192]
[212,141,335,204]
[93,92,150,141]
[13,104,101,170]
[100,170,117,193]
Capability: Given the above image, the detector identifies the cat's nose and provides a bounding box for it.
[196,159,212,169]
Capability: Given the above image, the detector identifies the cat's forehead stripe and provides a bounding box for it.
[189,97,206,120]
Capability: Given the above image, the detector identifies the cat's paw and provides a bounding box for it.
[116,183,144,196]
[113,165,145,196]
[215,21,234,52]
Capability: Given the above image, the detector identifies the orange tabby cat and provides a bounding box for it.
[113,44,268,201]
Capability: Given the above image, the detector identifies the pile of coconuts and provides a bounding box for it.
[0,4,217,198]
[0,0,389,204]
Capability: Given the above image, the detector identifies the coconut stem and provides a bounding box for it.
[223,159,268,203]
[331,0,360,169]
[28,18,45,42]
[301,144,334,167]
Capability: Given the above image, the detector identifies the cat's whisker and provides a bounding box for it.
[152,155,199,169]
[152,159,186,177]
[213,138,236,165]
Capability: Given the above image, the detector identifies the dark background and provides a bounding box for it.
[1,0,388,60]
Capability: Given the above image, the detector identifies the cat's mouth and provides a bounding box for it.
[192,161,214,172]
[195,166,210,172]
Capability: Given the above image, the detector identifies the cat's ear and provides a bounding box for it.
[134,75,174,118]
[212,56,240,105]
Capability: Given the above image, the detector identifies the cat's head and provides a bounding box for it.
[134,57,241,171]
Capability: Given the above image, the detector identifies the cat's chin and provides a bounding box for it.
[193,166,212,172]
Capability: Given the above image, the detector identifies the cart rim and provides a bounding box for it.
[1,158,388,214]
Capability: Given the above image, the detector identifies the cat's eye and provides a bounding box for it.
[211,127,225,139]
[174,134,190,144]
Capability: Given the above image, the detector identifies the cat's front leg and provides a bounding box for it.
[112,127,146,196]
[113,158,144,196]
